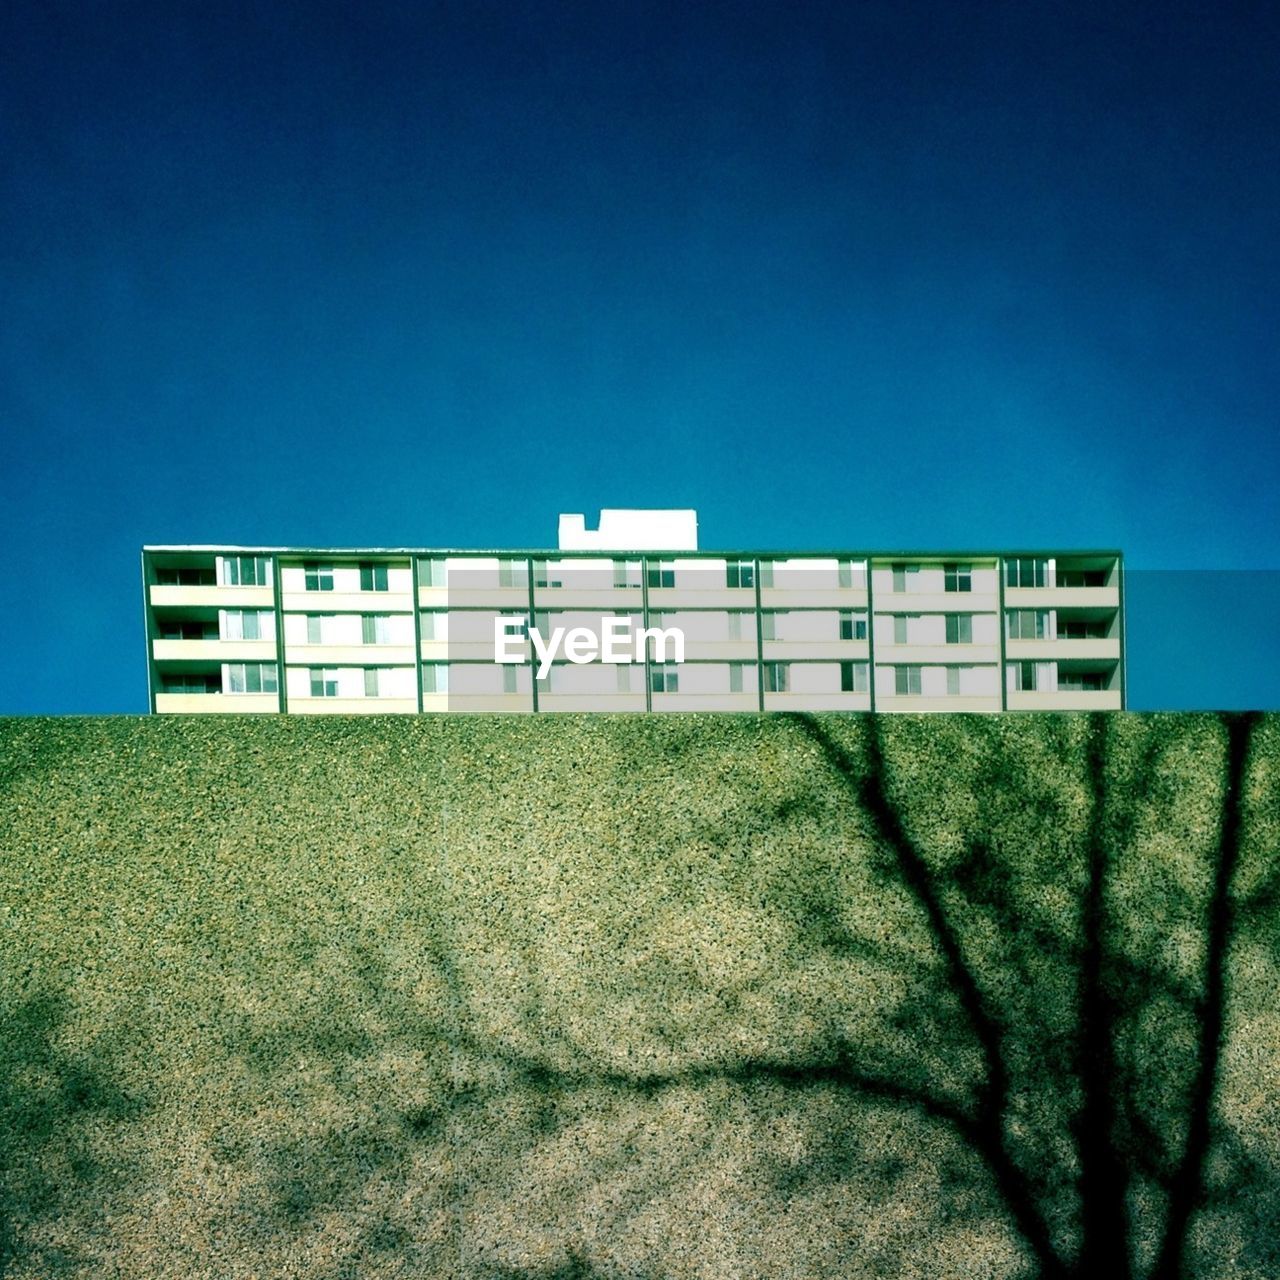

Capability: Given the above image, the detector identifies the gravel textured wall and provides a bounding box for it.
[1,713,1277,1280]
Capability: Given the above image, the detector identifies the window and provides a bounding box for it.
[221,609,272,640]
[726,559,755,589]
[362,615,392,645]
[363,669,380,697]
[616,665,634,693]
[838,559,867,589]
[727,612,744,641]
[945,614,973,644]
[613,559,642,589]
[503,666,520,694]
[894,665,922,695]
[892,564,919,593]
[1057,568,1108,588]
[947,667,961,695]
[161,672,220,694]
[218,555,271,587]
[1007,610,1051,640]
[729,662,755,693]
[761,613,777,641]
[225,662,277,694]
[421,664,448,694]
[893,615,909,644]
[420,611,445,641]
[647,561,675,589]
[159,619,216,640]
[309,668,339,697]
[1005,558,1048,588]
[841,661,868,692]
[306,615,335,645]
[304,564,334,592]
[1059,617,1107,640]
[839,611,867,641]
[533,560,561,589]
[156,565,216,586]
[1010,661,1056,691]
[418,558,446,588]
[944,563,972,593]
[758,561,775,588]
[650,665,679,694]
[1058,671,1106,691]
[359,562,389,592]
[499,558,528,588]
[763,661,789,693]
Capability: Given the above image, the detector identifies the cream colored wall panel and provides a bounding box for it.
[281,591,412,614]
[153,639,275,662]
[876,695,1001,713]
[537,589,643,610]
[646,588,747,610]
[537,694,650,712]
[154,693,278,714]
[874,591,999,615]
[444,587,530,609]
[1006,638,1121,662]
[683,640,761,661]
[1006,586,1119,610]
[442,695,535,713]
[762,692,872,711]
[763,641,870,661]
[1008,690,1123,711]
[289,699,418,715]
[874,644,999,666]
[651,693,760,712]
[151,585,273,609]
[282,644,415,666]
[758,588,867,609]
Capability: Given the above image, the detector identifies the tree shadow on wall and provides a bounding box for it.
[0,987,147,1276]
[777,710,1265,1280]
[223,712,1272,1280]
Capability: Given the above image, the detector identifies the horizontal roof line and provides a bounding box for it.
[143,545,1124,558]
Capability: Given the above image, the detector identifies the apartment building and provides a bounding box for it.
[143,510,1125,714]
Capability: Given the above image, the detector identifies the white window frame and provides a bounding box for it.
[304,564,335,592]
[895,664,922,696]
[309,668,339,698]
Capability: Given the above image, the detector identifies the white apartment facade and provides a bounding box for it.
[143,510,1125,715]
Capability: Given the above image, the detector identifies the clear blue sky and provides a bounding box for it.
[2,1,1277,712]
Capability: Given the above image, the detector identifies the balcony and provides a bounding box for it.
[150,584,273,609]
[1007,689,1123,711]
[1005,585,1120,610]
[153,639,275,662]
[154,693,279,714]
[1005,637,1121,662]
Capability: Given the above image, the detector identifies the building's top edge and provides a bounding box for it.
[143,545,1124,558]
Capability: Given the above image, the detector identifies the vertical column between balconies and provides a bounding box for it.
[272,555,288,713]
[526,556,540,713]
[866,556,877,714]
[411,556,424,714]
[997,556,1008,712]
